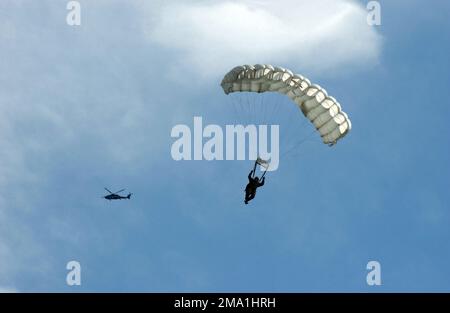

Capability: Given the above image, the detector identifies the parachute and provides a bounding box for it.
[221,64,352,146]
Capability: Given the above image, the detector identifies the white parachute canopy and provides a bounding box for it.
[221,64,352,146]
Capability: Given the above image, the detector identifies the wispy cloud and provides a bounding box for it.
[146,0,382,79]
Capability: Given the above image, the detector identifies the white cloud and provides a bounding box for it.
[147,0,382,79]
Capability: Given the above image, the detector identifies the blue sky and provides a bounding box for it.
[0,0,449,292]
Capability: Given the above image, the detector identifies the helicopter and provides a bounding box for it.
[103,188,132,201]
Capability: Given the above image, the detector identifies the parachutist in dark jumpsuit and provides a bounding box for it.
[244,170,265,204]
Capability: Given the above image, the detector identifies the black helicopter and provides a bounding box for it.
[103,188,132,201]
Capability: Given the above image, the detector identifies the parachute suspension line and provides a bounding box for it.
[261,95,272,124]
[290,108,306,138]
[242,94,248,122]
[253,94,259,123]
[282,97,314,150]
[241,93,247,122]
[251,93,258,124]
[232,96,241,122]
[238,94,246,123]
[241,93,247,123]
[269,96,281,124]
[256,94,261,122]
[281,128,317,159]
[263,94,270,120]
[280,98,300,148]
[261,168,268,180]
[228,94,237,121]
[249,93,255,124]
[236,94,242,121]
[246,93,254,124]
[288,140,321,160]
[239,94,246,122]
[262,95,271,125]
[251,158,268,180]
[294,102,311,132]
[290,103,317,151]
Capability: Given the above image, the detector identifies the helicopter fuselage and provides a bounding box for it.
[104,193,132,200]
[103,188,132,201]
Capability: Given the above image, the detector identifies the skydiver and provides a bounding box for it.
[244,170,265,204]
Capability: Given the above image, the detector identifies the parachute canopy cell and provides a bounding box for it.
[220,64,352,145]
